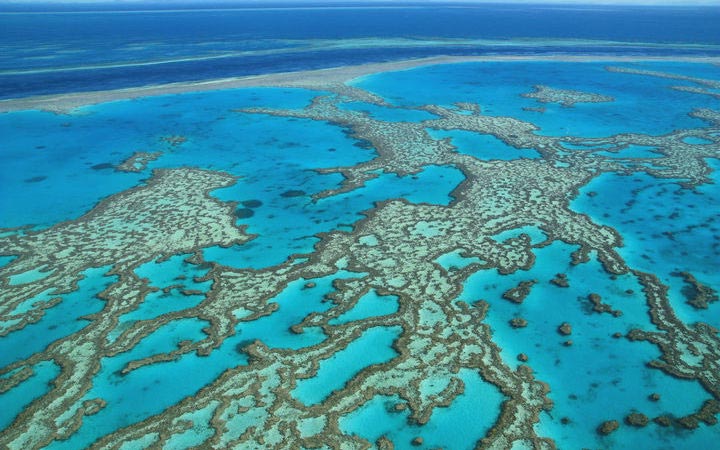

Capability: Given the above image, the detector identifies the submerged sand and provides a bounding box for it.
[2,54,720,114]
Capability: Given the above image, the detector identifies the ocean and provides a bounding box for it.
[1,3,719,450]
[1,3,720,98]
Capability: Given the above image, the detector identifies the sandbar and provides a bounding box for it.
[2,54,720,114]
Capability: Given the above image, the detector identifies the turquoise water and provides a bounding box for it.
[0,256,16,268]
[596,144,663,159]
[571,164,720,329]
[492,225,548,245]
[110,254,213,335]
[50,318,217,450]
[435,249,485,271]
[1,59,719,448]
[205,164,464,269]
[7,266,54,285]
[0,266,114,367]
[353,61,719,137]
[50,270,362,449]
[427,129,541,160]
[460,240,714,449]
[328,289,399,325]
[340,368,505,449]
[292,326,401,405]
[0,87,324,229]
[682,136,714,145]
[0,361,61,430]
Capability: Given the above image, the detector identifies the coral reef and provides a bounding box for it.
[2,60,720,449]
[674,271,719,310]
[550,273,569,288]
[116,151,162,173]
[597,420,620,435]
[522,85,614,107]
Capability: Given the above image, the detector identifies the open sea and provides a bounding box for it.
[1,2,720,98]
[1,3,719,449]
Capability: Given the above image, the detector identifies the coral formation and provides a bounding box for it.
[116,151,162,173]
[1,60,720,449]
[597,420,620,435]
[522,85,614,107]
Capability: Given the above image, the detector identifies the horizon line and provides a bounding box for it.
[1,0,719,6]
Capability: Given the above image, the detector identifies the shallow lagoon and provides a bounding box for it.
[353,61,719,136]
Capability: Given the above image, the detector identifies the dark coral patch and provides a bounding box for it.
[625,412,649,427]
[597,420,619,435]
[235,208,255,219]
[91,163,114,170]
[24,176,47,183]
[281,190,306,198]
[241,199,263,208]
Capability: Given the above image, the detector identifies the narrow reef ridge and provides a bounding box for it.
[116,151,163,173]
[522,85,615,107]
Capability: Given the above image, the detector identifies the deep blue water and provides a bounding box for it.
[1,3,719,99]
[3,3,719,43]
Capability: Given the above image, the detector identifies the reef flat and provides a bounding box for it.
[2,55,720,114]
[1,59,719,449]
